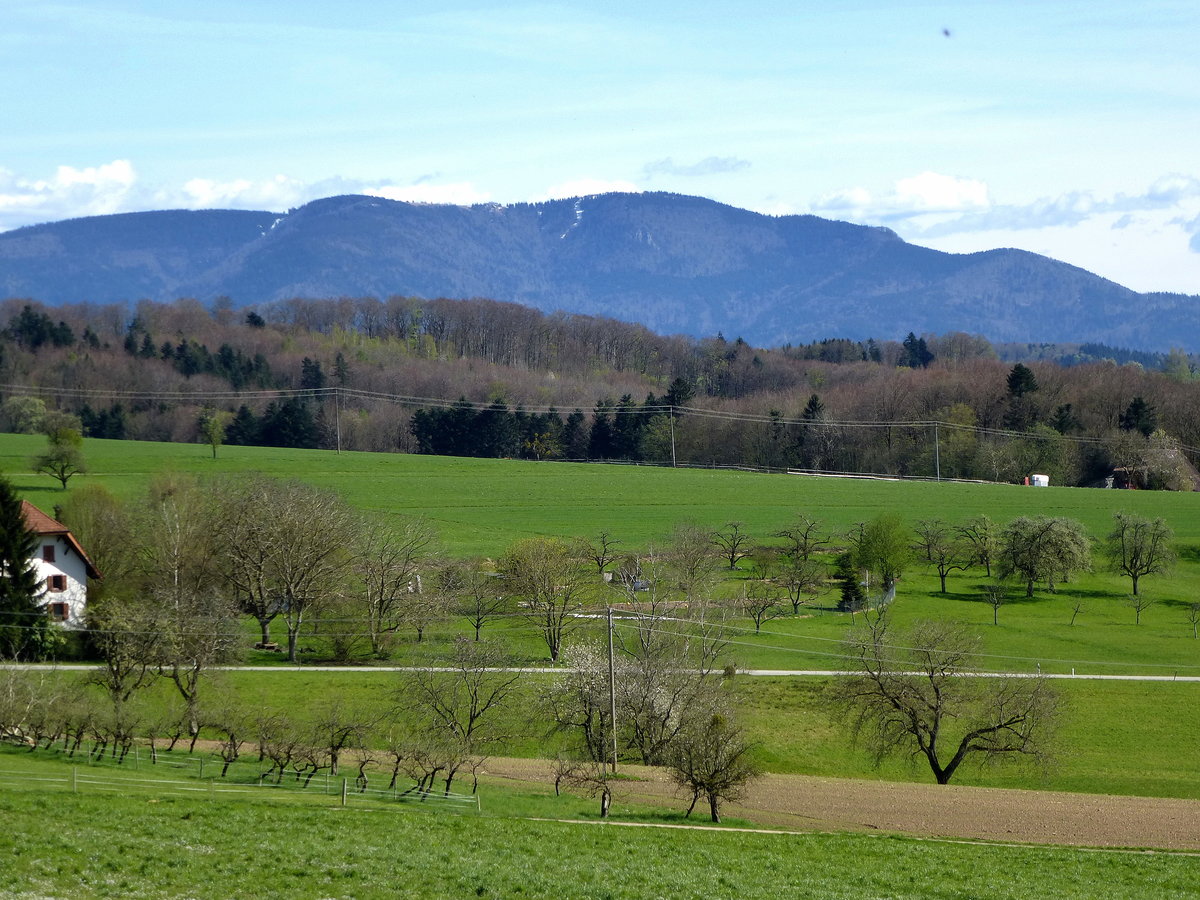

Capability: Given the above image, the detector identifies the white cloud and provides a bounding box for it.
[0,162,498,229]
[812,172,990,222]
[365,182,491,206]
[179,174,318,209]
[894,172,989,212]
[540,178,640,200]
[0,159,138,228]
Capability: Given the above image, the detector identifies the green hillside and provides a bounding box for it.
[4,432,1198,557]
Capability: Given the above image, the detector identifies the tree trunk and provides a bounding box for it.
[288,630,299,664]
[259,619,272,645]
[1131,575,1140,596]
[939,571,947,593]
[708,793,721,823]
[600,788,611,819]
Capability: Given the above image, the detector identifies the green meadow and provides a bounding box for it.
[4,432,1200,558]
[6,434,1200,789]
[5,434,1200,894]
[4,431,1197,677]
[0,751,1196,900]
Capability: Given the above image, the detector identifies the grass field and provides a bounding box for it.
[31,664,1200,800]
[5,431,1200,676]
[1,751,1197,899]
[5,432,1200,557]
[5,434,1200,798]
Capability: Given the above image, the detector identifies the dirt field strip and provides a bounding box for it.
[522,816,1200,858]
[479,757,1200,851]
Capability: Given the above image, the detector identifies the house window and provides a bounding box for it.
[46,575,66,593]
[42,545,55,563]
[48,602,69,621]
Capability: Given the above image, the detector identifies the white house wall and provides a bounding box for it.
[30,536,89,628]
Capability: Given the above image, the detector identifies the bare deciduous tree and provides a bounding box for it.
[832,616,1058,785]
[500,537,589,661]
[956,515,1000,577]
[1103,512,1174,597]
[215,475,359,662]
[774,515,828,562]
[666,705,760,823]
[582,531,622,576]
[1069,597,1086,627]
[982,583,1006,626]
[445,559,510,641]
[398,638,520,793]
[660,522,720,609]
[356,515,436,656]
[1127,594,1155,625]
[735,581,786,634]
[712,521,753,570]
[138,475,238,748]
[912,519,972,593]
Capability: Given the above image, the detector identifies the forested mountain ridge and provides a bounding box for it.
[2,192,1196,351]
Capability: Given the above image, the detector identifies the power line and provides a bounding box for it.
[4,381,1192,456]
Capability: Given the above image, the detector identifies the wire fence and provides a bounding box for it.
[0,743,481,814]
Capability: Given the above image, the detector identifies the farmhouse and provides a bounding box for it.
[21,501,100,628]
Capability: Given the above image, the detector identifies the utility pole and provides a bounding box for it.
[933,423,940,482]
[670,410,677,468]
[335,388,342,455]
[607,606,618,774]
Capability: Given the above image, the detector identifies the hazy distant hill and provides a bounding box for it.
[1,192,1197,350]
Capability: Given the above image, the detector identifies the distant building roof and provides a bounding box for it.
[20,500,101,579]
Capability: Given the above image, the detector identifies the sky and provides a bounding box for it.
[2,0,1199,295]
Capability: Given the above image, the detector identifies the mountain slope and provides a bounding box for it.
[0,192,1195,350]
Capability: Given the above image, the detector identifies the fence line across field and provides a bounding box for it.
[0,766,480,812]
[0,745,481,814]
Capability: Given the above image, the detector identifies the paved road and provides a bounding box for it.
[11,664,1200,681]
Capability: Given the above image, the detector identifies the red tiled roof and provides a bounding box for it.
[20,500,101,579]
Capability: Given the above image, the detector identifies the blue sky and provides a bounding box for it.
[3,0,1199,294]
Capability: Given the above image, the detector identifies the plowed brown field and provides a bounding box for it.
[480,757,1200,851]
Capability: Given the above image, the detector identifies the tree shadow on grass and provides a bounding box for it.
[944,584,1044,607]
[1177,546,1200,565]
[1159,597,1197,611]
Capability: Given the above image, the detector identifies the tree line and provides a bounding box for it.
[2,297,1200,485]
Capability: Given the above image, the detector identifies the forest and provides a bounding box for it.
[1,294,1199,488]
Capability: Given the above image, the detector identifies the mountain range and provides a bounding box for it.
[1,191,1196,351]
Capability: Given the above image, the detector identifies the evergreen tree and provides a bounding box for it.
[834,552,866,612]
[589,401,616,459]
[562,409,589,459]
[225,406,259,446]
[899,333,934,368]
[334,352,350,385]
[259,399,319,449]
[1006,363,1038,398]
[0,476,47,658]
[801,394,825,422]
[1119,396,1157,436]
[664,377,695,409]
[300,357,326,390]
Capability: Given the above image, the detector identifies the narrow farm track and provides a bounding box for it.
[479,756,1200,851]
[15,665,1200,682]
